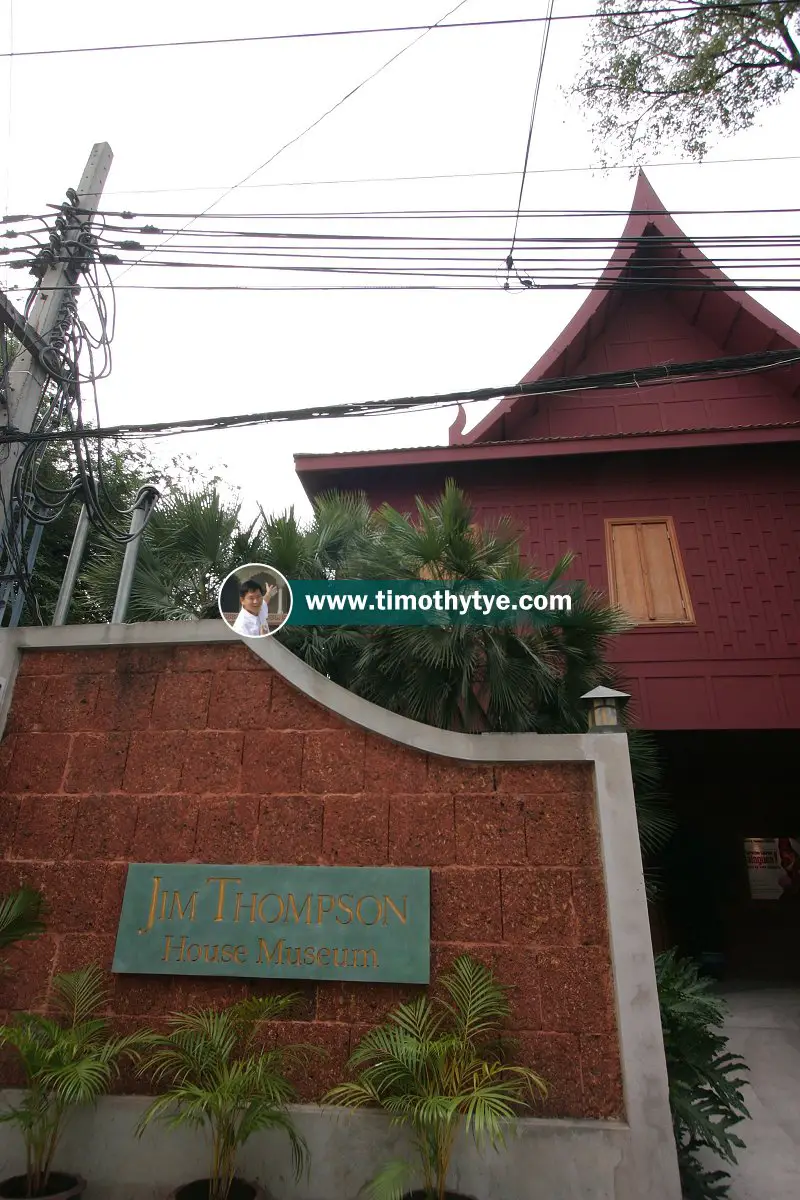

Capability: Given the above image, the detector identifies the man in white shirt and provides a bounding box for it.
[231,578,277,637]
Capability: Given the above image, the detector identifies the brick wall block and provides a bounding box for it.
[431,868,502,942]
[364,734,427,794]
[270,1020,351,1102]
[4,676,45,732]
[123,731,185,793]
[17,650,71,676]
[208,671,274,729]
[242,731,303,793]
[303,730,365,794]
[130,796,199,860]
[572,869,609,945]
[118,646,175,674]
[316,981,421,1025]
[389,794,455,866]
[13,796,79,860]
[524,792,599,867]
[194,797,259,862]
[151,673,212,730]
[64,733,130,793]
[39,675,101,732]
[0,795,19,856]
[496,763,593,795]
[514,1031,583,1118]
[538,947,616,1035]
[53,933,117,976]
[455,795,526,865]
[40,861,126,934]
[4,733,71,793]
[271,677,342,730]
[94,672,158,731]
[426,760,494,794]
[72,796,138,859]
[501,868,575,945]
[257,796,323,864]
[180,732,243,793]
[580,1033,625,1119]
[0,935,56,1011]
[322,794,389,865]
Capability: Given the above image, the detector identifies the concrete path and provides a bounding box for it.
[720,987,800,1200]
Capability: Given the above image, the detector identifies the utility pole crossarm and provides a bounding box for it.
[0,291,47,361]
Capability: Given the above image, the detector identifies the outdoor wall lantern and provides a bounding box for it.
[580,685,630,731]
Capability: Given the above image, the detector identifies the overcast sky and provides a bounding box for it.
[3,0,799,523]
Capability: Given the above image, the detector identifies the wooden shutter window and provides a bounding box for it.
[605,517,694,625]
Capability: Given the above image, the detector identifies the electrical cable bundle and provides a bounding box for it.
[0,197,157,625]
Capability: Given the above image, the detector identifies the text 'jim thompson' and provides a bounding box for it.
[112,863,431,984]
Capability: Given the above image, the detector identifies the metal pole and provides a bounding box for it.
[111,485,160,624]
[52,504,90,625]
[1,143,114,523]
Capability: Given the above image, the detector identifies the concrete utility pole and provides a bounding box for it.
[0,142,113,522]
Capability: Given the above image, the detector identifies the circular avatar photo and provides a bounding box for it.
[218,563,293,639]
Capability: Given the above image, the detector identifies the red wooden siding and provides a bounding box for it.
[334,443,800,731]
[494,289,800,444]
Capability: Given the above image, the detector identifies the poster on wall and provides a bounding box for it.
[744,838,800,901]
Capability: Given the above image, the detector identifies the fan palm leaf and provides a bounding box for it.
[0,888,45,963]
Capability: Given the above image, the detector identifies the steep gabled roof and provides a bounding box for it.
[454,171,800,446]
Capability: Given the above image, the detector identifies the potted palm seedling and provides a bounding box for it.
[324,953,547,1200]
[0,964,145,1200]
[136,994,312,1200]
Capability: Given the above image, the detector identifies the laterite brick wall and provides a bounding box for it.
[0,642,622,1119]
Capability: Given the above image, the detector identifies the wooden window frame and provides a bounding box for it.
[605,516,695,627]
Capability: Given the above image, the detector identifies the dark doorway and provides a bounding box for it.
[653,731,800,983]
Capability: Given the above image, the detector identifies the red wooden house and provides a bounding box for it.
[295,173,800,980]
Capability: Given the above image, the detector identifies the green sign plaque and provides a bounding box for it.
[112,864,430,984]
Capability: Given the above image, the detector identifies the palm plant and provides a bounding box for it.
[136,995,311,1200]
[0,888,45,969]
[0,964,144,1197]
[324,954,546,1200]
[81,485,272,621]
[656,949,750,1200]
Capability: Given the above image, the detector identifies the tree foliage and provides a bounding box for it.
[0,888,45,970]
[574,0,800,159]
[325,954,546,1200]
[18,434,210,625]
[81,484,270,621]
[656,949,750,1199]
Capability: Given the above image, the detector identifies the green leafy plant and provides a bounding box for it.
[656,949,750,1200]
[0,888,46,969]
[0,964,144,1197]
[325,954,546,1200]
[136,995,311,1200]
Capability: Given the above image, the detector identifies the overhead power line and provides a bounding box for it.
[2,349,798,445]
[0,3,785,59]
[507,0,556,281]
[90,154,800,197]
[112,0,469,283]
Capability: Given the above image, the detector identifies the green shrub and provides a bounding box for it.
[656,949,750,1199]
[325,953,546,1200]
[136,995,311,1200]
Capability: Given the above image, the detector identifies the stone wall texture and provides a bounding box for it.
[0,642,622,1120]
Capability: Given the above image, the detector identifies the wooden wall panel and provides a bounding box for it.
[362,443,800,730]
